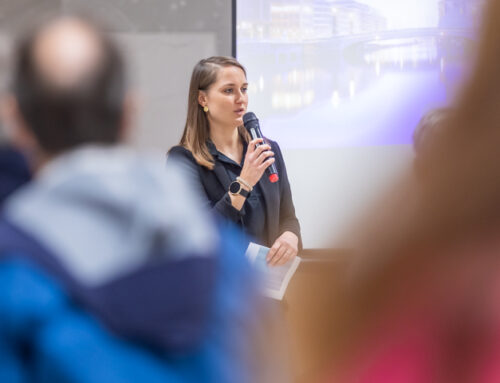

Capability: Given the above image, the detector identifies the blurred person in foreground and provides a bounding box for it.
[0,47,31,204]
[413,107,451,158]
[322,0,500,382]
[0,15,260,383]
[0,143,30,204]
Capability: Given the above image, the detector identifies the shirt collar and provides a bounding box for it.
[206,139,248,167]
[206,140,218,157]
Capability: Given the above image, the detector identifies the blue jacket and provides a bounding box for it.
[0,146,258,383]
[0,145,30,205]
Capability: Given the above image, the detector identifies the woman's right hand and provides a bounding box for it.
[239,138,275,187]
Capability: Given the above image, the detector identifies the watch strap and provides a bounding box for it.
[237,187,249,198]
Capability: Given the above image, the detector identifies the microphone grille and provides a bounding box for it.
[243,112,257,126]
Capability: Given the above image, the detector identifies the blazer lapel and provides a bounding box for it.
[213,161,231,191]
[259,175,279,244]
[207,140,232,191]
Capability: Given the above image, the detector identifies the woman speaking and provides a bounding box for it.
[168,56,301,266]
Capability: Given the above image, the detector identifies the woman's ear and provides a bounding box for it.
[198,90,207,108]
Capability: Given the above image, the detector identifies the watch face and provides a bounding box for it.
[229,181,241,194]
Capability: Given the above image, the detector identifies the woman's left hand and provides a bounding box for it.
[267,231,299,267]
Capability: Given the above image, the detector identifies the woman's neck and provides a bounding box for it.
[210,125,241,153]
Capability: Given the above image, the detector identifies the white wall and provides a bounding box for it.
[283,145,413,248]
[117,33,217,154]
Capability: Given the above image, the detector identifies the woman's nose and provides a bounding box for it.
[235,90,245,103]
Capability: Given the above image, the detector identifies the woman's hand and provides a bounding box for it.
[267,231,299,267]
[239,138,275,187]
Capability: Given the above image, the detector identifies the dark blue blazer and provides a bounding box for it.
[168,139,302,249]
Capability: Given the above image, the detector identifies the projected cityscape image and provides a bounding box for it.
[237,0,485,148]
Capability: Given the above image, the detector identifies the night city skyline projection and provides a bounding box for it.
[237,0,485,148]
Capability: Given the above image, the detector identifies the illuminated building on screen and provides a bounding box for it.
[329,0,386,37]
[438,0,486,29]
[237,0,386,42]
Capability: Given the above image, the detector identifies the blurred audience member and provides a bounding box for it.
[324,1,500,382]
[412,107,451,176]
[0,38,31,205]
[0,144,30,204]
[413,107,451,155]
[0,15,260,383]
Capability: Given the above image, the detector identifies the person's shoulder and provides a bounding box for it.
[168,145,192,157]
[264,138,283,157]
[264,137,281,150]
[265,137,278,146]
[167,145,196,163]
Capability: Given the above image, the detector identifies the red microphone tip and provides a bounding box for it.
[269,174,279,183]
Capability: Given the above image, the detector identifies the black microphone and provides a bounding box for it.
[243,112,279,183]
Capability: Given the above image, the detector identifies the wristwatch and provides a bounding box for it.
[229,179,250,198]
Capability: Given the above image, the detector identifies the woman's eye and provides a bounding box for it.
[224,88,233,94]
[241,87,248,93]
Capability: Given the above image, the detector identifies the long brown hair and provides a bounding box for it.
[329,0,500,371]
[176,56,250,170]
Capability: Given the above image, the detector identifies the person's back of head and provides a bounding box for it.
[9,15,127,157]
[413,107,451,156]
[412,107,452,177]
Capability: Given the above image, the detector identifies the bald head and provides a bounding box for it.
[33,17,104,90]
[11,15,127,155]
